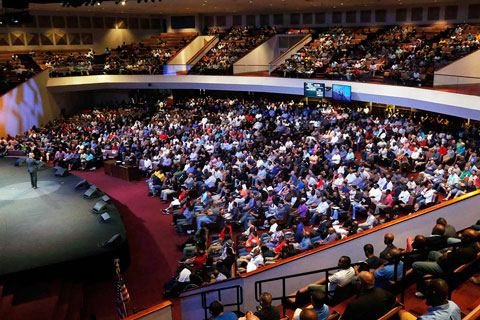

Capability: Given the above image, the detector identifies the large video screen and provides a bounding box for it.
[304,82,325,98]
[332,84,351,102]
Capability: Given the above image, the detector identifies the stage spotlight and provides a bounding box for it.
[121,0,126,5]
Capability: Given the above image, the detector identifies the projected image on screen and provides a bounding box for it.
[332,84,351,102]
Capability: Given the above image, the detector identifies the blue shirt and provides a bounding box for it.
[418,301,461,320]
[298,237,312,250]
[374,262,403,288]
[214,312,238,320]
[296,305,330,320]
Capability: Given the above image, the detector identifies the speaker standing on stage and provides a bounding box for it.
[26,153,42,189]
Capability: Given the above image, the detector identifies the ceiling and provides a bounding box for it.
[17,0,457,15]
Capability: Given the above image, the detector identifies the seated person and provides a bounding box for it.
[209,300,238,320]
[374,248,403,289]
[413,229,479,297]
[357,244,386,272]
[292,291,330,320]
[379,233,397,260]
[358,211,376,230]
[341,271,396,320]
[286,256,355,309]
[294,230,314,251]
[399,278,461,320]
[245,292,281,320]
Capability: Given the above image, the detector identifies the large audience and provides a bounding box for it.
[190,26,276,74]
[0,23,476,95]
[180,217,480,320]
[2,95,480,300]
[273,24,480,86]
[0,54,36,95]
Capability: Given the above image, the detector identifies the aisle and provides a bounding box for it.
[75,169,184,320]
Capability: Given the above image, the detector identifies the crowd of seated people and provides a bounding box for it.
[0,53,36,94]
[273,23,480,87]
[47,33,196,77]
[102,41,178,75]
[186,217,479,320]
[43,49,95,77]
[2,95,480,296]
[272,27,376,79]
[190,26,276,75]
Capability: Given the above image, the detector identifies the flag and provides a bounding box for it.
[116,273,130,319]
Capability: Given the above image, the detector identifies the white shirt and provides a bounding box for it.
[423,189,435,203]
[246,254,264,272]
[328,267,355,291]
[178,268,192,282]
[315,201,329,214]
[346,173,357,184]
[331,154,341,165]
[269,223,279,233]
[398,190,410,204]
[144,158,152,169]
[369,188,382,202]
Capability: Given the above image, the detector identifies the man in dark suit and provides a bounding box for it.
[26,153,42,189]
[341,271,396,320]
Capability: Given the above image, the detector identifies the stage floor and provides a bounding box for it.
[0,158,126,275]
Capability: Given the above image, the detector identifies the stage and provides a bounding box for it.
[0,158,127,276]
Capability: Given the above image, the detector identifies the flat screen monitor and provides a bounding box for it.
[304,82,325,98]
[332,84,351,102]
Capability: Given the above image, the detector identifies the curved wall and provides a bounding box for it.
[47,74,480,120]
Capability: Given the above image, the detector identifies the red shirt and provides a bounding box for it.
[191,253,207,270]
[274,240,286,254]
[220,225,232,241]
[439,146,447,155]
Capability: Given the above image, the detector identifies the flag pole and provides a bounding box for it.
[115,259,129,319]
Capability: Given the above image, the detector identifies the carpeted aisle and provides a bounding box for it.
[75,169,184,320]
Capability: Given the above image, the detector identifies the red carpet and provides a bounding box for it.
[75,169,184,320]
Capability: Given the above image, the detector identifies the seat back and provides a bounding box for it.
[329,282,357,306]
[378,305,403,320]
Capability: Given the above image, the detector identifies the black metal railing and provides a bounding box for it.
[396,240,471,303]
[200,285,243,320]
[255,262,363,317]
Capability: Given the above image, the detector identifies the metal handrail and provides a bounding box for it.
[396,240,471,303]
[254,262,362,318]
[200,285,243,320]
[254,262,363,301]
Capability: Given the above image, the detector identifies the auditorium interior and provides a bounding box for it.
[1,0,480,319]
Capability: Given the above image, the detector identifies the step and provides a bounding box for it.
[65,283,84,320]
[0,294,14,319]
[52,281,74,320]
[8,295,59,320]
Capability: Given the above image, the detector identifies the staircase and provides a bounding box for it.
[17,54,42,73]
[91,54,107,75]
[0,279,85,320]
